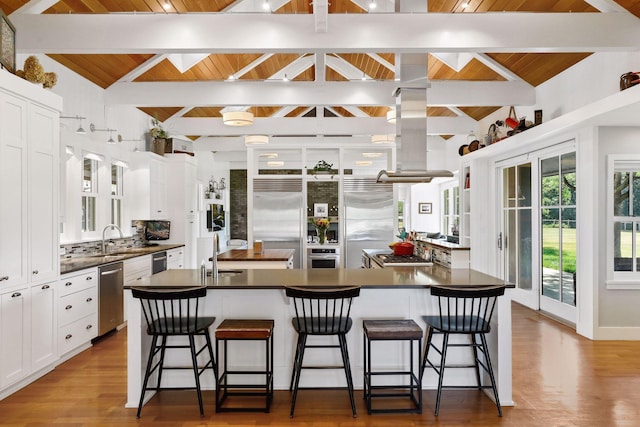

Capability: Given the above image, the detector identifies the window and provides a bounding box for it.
[441,183,459,236]
[111,163,124,228]
[607,156,640,288]
[82,156,98,232]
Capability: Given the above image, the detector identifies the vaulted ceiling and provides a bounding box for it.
[3,0,640,148]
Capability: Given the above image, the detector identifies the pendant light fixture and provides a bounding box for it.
[60,115,87,134]
[223,111,254,126]
[245,135,269,145]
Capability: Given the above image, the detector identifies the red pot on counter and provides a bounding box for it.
[393,242,415,256]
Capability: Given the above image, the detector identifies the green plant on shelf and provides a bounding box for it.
[313,160,333,172]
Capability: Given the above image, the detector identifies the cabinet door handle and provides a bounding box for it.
[86,297,93,303]
[86,324,93,330]
[0,276,9,281]
[65,281,73,286]
[86,276,93,281]
[42,284,50,290]
[65,305,73,310]
[11,292,21,298]
[65,334,73,340]
[32,269,39,275]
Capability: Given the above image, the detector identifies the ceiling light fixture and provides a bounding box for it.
[262,0,270,10]
[283,74,289,82]
[259,152,278,158]
[361,73,367,81]
[223,111,254,126]
[163,1,172,10]
[371,134,395,144]
[362,152,383,158]
[369,0,376,9]
[89,123,118,144]
[267,161,284,167]
[244,135,269,145]
[227,74,236,81]
[60,115,87,134]
[356,160,373,166]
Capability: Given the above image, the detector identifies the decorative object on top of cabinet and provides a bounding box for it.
[149,115,168,156]
[312,217,330,245]
[206,176,225,199]
[464,173,470,189]
[14,56,57,89]
[505,106,519,129]
[620,72,640,91]
[0,9,16,73]
[313,160,333,172]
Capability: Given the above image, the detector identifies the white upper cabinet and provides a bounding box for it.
[130,152,168,220]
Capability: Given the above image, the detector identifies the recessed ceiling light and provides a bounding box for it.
[362,152,383,158]
[283,74,289,82]
[163,1,172,10]
[262,0,270,10]
[461,2,469,8]
[369,0,376,9]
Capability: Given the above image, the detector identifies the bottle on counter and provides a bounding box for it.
[200,259,207,285]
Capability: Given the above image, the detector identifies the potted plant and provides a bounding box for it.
[150,116,168,156]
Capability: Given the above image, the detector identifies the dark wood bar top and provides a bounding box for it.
[127,266,511,290]
[214,248,295,262]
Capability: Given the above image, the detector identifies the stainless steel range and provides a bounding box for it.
[373,253,433,268]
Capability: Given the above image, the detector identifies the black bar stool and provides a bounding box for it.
[421,284,506,416]
[285,286,360,418]
[215,319,274,412]
[363,319,423,414]
[131,286,217,418]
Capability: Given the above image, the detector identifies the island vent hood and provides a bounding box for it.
[376,59,453,183]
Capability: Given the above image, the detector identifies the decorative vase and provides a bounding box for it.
[317,228,326,245]
[152,138,166,156]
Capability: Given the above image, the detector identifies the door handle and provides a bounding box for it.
[497,232,503,251]
[101,268,122,276]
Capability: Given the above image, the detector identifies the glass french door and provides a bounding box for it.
[539,152,577,322]
[500,162,537,308]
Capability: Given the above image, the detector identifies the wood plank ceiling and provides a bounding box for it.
[1,0,630,140]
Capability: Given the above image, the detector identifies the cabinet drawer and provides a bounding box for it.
[58,287,97,327]
[124,256,151,282]
[58,313,98,355]
[59,270,97,297]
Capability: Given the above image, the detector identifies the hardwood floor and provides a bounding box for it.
[2,302,640,426]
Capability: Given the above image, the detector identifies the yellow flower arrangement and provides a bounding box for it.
[313,218,330,231]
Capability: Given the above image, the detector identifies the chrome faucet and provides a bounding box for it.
[101,224,124,254]
[211,233,219,284]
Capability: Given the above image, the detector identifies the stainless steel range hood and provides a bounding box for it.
[377,55,453,183]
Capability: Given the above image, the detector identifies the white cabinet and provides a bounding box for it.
[58,269,98,361]
[166,154,198,268]
[31,281,56,372]
[0,77,60,289]
[130,152,168,220]
[123,255,151,322]
[167,247,185,269]
[0,287,29,388]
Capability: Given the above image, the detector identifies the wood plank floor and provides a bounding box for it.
[2,302,640,426]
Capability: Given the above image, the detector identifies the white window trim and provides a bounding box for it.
[606,154,640,289]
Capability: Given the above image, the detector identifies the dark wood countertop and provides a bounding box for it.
[60,244,184,275]
[417,238,470,250]
[127,266,511,290]
[215,249,295,262]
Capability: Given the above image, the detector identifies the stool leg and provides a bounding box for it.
[156,335,168,390]
[338,333,357,418]
[420,326,434,382]
[136,335,159,418]
[187,335,205,417]
[289,333,305,392]
[289,333,308,418]
[434,332,449,416]
[204,330,217,380]
[471,333,482,388]
[479,333,502,417]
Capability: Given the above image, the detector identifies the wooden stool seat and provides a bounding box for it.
[215,319,274,413]
[215,319,274,340]
[363,319,423,415]
[363,319,423,340]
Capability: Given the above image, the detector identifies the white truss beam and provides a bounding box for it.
[104,80,535,107]
[314,0,329,32]
[472,53,526,82]
[12,13,640,54]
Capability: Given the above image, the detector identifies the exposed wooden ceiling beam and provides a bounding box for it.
[12,13,640,54]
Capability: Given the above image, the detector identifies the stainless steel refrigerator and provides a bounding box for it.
[253,178,304,268]
[343,179,395,268]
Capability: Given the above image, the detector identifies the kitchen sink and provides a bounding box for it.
[112,248,152,254]
[85,254,128,261]
[208,269,244,277]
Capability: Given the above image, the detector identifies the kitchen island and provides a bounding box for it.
[215,248,295,269]
[125,266,513,410]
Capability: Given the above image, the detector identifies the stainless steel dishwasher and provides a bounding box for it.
[98,262,124,336]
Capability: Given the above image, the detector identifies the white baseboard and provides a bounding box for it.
[595,326,640,340]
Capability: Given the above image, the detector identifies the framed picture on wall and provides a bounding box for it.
[0,9,16,73]
[418,202,432,214]
[314,203,328,217]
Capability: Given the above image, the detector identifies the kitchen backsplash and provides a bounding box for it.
[60,221,146,258]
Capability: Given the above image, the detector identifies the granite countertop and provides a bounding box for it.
[417,237,470,250]
[126,265,512,290]
[214,248,295,262]
[60,244,184,275]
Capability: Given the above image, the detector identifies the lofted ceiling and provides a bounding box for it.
[3,0,640,151]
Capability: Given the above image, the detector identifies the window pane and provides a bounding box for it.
[82,196,95,232]
[614,221,633,271]
[518,208,533,290]
[443,189,450,215]
[561,208,577,306]
[505,167,516,208]
[541,157,559,206]
[453,186,460,215]
[506,209,517,285]
[633,172,640,217]
[111,164,122,196]
[613,172,630,216]
[542,208,560,299]
[83,158,95,193]
[111,199,121,228]
[561,153,576,206]
[518,163,532,207]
